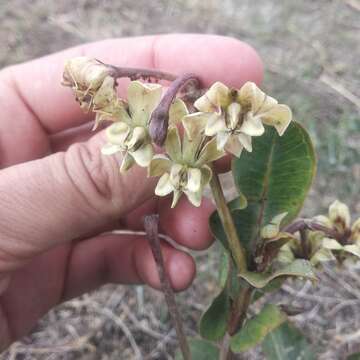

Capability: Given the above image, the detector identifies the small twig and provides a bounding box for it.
[89,301,142,359]
[144,215,191,360]
[149,73,200,146]
[320,73,360,111]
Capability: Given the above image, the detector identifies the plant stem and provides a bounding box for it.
[284,219,340,240]
[219,286,253,359]
[209,171,247,272]
[149,73,200,146]
[106,64,177,82]
[144,215,191,360]
[228,286,253,335]
[219,334,233,360]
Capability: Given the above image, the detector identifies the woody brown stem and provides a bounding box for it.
[149,73,200,146]
[143,215,191,360]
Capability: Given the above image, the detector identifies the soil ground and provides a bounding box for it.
[0,0,359,359]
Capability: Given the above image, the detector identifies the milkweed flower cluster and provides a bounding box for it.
[278,200,360,266]
[182,81,292,157]
[62,57,293,207]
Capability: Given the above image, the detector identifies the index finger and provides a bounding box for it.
[2,34,263,134]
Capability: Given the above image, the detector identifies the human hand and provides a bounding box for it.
[0,34,262,350]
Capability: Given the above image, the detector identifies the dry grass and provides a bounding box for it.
[0,0,359,358]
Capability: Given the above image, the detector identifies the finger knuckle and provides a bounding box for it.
[63,142,120,217]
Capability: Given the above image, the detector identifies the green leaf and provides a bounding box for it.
[175,338,219,360]
[252,278,285,303]
[230,304,287,353]
[239,259,317,289]
[262,321,315,360]
[218,248,241,299]
[232,121,316,229]
[199,287,230,341]
[210,201,260,255]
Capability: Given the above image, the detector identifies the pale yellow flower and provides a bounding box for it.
[182,81,292,157]
[315,200,360,260]
[101,81,161,171]
[255,212,296,270]
[277,231,336,267]
[149,127,224,207]
[102,81,188,172]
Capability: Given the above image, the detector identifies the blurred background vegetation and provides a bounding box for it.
[1,0,359,359]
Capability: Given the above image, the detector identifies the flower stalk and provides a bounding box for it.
[209,169,247,273]
[106,64,177,82]
[149,73,200,146]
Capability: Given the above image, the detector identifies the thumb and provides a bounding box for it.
[0,131,156,271]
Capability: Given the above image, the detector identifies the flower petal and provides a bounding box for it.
[343,244,360,258]
[200,165,213,187]
[169,163,184,186]
[227,102,241,130]
[182,112,211,139]
[194,81,230,112]
[148,154,172,177]
[184,190,202,207]
[329,200,351,231]
[313,215,332,228]
[351,218,360,242]
[216,131,231,150]
[120,152,135,173]
[155,173,174,196]
[126,126,148,150]
[171,190,182,208]
[238,82,267,112]
[224,135,244,157]
[130,143,154,167]
[169,98,188,125]
[322,238,343,250]
[106,122,130,145]
[93,76,116,107]
[310,248,335,266]
[101,143,122,155]
[165,127,182,162]
[261,212,288,239]
[186,167,202,193]
[127,81,162,125]
[237,133,252,152]
[240,113,265,136]
[182,131,203,164]
[196,136,225,166]
[261,104,292,136]
[204,113,226,136]
[277,243,295,264]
